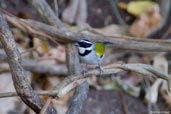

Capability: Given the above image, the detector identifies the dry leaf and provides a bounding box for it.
[160,80,171,106]
[117,2,127,10]
[34,38,49,55]
[39,45,66,63]
[129,4,161,37]
[145,54,168,104]
[127,1,156,16]
[145,79,163,104]
[153,54,168,73]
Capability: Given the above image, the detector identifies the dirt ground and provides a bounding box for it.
[83,89,170,114]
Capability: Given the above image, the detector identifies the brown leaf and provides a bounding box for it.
[145,54,168,104]
[129,4,161,37]
[39,45,66,63]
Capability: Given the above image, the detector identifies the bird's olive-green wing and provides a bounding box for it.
[95,42,105,58]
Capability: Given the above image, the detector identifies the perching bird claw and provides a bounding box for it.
[98,62,103,76]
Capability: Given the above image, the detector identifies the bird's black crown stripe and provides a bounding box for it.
[79,50,92,56]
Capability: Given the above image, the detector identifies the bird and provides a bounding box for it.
[74,39,106,74]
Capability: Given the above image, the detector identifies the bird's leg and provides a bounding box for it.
[98,61,103,76]
[81,64,88,76]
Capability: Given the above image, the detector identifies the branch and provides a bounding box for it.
[25,1,67,113]
[0,51,67,76]
[66,43,89,114]
[66,44,82,75]
[5,15,171,52]
[0,11,56,114]
[28,0,63,28]
[0,63,169,98]
[66,81,89,114]
[22,59,67,76]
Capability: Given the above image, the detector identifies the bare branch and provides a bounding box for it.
[5,15,171,52]
[26,1,67,113]
[28,0,63,28]
[66,81,89,114]
[54,0,59,16]
[66,44,82,75]
[0,51,67,76]
[22,59,67,76]
[0,63,169,99]
[0,11,56,114]
[66,43,89,114]
[40,97,52,114]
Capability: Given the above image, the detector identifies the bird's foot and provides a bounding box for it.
[81,64,88,76]
[98,65,103,76]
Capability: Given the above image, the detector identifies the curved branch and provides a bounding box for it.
[0,63,169,98]
[0,51,68,76]
[28,0,63,28]
[5,15,171,52]
[66,43,89,114]
[0,12,56,114]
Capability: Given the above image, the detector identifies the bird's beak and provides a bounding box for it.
[74,42,79,47]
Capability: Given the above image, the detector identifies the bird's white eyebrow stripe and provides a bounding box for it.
[80,40,93,44]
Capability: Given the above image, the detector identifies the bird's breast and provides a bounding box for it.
[79,51,101,65]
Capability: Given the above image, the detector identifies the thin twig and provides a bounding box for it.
[0,53,68,76]
[161,26,171,39]
[28,0,63,28]
[119,90,129,114]
[39,97,52,114]
[108,0,127,26]
[54,0,59,16]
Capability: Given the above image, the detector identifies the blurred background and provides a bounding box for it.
[0,0,171,114]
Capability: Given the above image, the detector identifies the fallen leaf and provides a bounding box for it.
[127,1,156,16]
[39,45,66,63]
[129,4,161,37]
[117,2,127,10]
[34,38,49,55]
[145,79,163,104]
[145,54,168,104]
[153,54,168,73]
[160,80,171,106]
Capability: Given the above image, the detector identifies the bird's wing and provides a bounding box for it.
[95,42,105,58]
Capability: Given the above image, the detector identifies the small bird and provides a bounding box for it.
[74,39,106,74]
